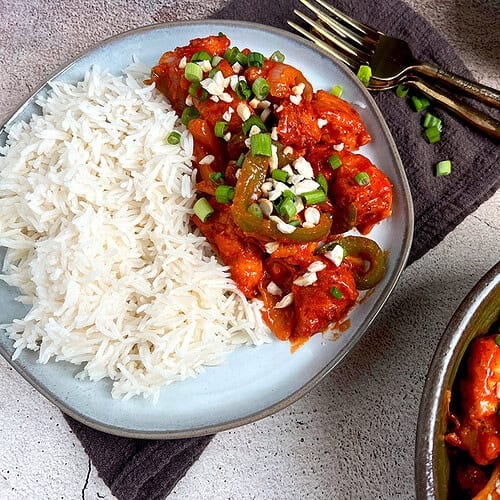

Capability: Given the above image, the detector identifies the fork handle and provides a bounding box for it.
[414,63,500,109]
[406,79,500,140]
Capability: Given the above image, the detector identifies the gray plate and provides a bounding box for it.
[0,20,413,438]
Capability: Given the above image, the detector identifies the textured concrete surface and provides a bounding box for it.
[0,0,499,499]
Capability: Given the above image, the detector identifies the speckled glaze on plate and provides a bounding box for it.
[0,20,413,438]
[415,261,500,499]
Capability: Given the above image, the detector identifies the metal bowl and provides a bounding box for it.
[415,261,500,498]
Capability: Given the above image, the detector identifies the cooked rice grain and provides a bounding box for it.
[0,64,271,401]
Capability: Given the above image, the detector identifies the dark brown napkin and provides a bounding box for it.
[65,0,499,498]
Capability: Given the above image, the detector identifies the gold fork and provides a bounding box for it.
[288,0,500,140]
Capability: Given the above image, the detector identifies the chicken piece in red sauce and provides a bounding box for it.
[151,35,392,344]
[192,204,264,299]
[446,334,500,466]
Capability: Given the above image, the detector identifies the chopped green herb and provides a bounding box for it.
[181,106,199,126]
[214,121,228,138]
[396,84,409,98]
[425,125,441,144]
[328,153,342,170]
[354,171,371,186]
[193,197,214,222]
[235,80,252,100]
[215,185,235,204]
[411,95,431,112]
[252,77,270,100]
[242,115,266,136]
[247,202,263,218]
[211,55,223,67]
[331,85,343,97]
[224,46,241,64]
[248,52,265,68]
[208,68,221,79]
[188,82,208,101]
[167,131,181,145]
[356,65,372,87]
[250,133,272,156]
[435,160,452,177]
[191,51,211,62]
[209,171,224,184]
[270,50,285,62]
[235,51,248,65]
[330,286,344,299]
[236,153,245,167]
[316,172,328,193]
[184,62,203,83]
[423,113,442,131]
[302,189,327,205]
[278,198,297,221]
[271,169,289,183]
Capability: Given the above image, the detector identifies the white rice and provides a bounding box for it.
[0,64,271,401]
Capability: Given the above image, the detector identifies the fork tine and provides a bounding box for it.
[298,0,376,50]
[310,0,380,41]
[287,20,360,71]
[293,10,371,66]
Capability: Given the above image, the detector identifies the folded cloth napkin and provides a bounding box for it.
[64,0,499,498]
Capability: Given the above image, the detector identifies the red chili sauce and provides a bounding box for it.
[446,333,500,498]
[150,34,393,344]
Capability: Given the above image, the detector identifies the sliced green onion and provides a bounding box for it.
[209,171,224,184]
[330,286,344,299]
[270,50,285,62]
[331,85,343,97]
[191,51,211,62]
[211,55,223,67]
[425,125,441,144]
[188,82,208,101]
[235,80,252,100]
[278,197,297,221]
[208,68,221,79]
[282,189,294,200]
[252,77,270,100]
[435,160,452,177]
[316,172,328,193]
[495,334,500,347]
[248,52,265,68]
[356,65,372,87]
[215,185,235,204]
[288,219,301,227]
[184,62,203,83]
[181,106,199,126]
[236,153,245,167]
[247,202,263,218]
[224,47,241,64]
[302,189,327,205]
[250,133,272,156]
[214,120,228,138]
[354,171,371,186]
[236,51,248,65]
[242,115,266,136]
[411,95,431,112]
[193,197,214,222]
[396,84,409,98]
[328,153,342,170]
[423,113,442,131]
[271,169,289,183]
[167,131,181,145]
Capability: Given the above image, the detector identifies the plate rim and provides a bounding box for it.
[0,19,414,439]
